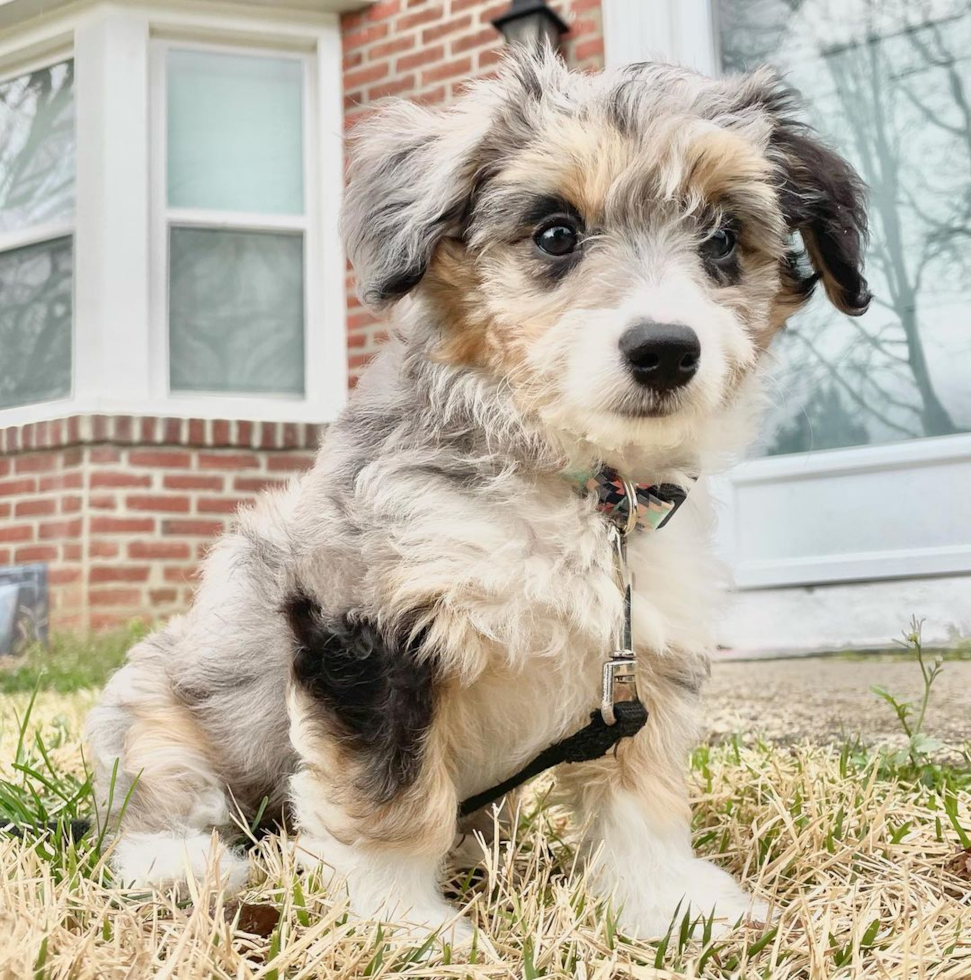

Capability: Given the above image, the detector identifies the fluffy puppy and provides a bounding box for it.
[85,49,869,940]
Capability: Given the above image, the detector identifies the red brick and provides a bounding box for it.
[452,28,499,54]
[150,588,179,605]
[90,493,117,510]
[140,417,157,442]
[397,44,444,71]
[128,540,192,560]
[163,474,224,491]
[0,502,9,519]
[212,419,231,446]
[163,565,199,583]
[49,567,82,585]
[414,85,447,104]
[128,450,191,468]
[14,545,58,562]
[565,21,597,43]
[197,497,246,514]
[422,15,471,43]
[0,477,37,496]
[367,0,400,20]
[15,498,56,517]
[368,74,417,100]
[267,454,313,473]
[91,516,156,534]
[39,472,82,491]
[90,566,150,583]
[0,548,9,564]
[162,519,225,537]
[0,525,32,543]
[573,36,604,60]
[62,543,82,561]
[89,588,143,607]
[90,471,152,489]
[38,518,82,540]
[163,418,183,443]
[568,0,602,10]
[126,494,191,513]
[14,454,57,474]
[478,1,511,23]
[369,35,415,60]
[197,452,260,470]
[89,541,120,558]
[421,56,472,85]
[233,476,286,494]
[90,447,121,463]
[188,418,206,444]
[236,421,253,447]
[344,22,390,51]
[397,5,443,30]
[344,62,390,91]
[60,495,82,513]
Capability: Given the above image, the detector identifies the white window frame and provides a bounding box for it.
[602,0,971,593]
[0,49,76,410]
[0,0,350,428]
[149,38,320,410]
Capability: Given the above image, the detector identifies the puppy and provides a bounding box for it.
[85,49,869,941]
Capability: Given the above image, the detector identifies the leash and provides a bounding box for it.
[457,468,690,818]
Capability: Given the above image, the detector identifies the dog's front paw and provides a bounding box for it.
[616,858,769,940]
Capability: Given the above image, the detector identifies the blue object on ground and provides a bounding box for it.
[0,563,48,656]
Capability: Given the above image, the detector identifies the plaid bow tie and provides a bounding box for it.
[570,466,690,533]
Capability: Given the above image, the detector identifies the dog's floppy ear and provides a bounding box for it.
[771,119,872,315]
[752,78,871,316]
[342,98,494,310]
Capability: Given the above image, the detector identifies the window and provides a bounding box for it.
[0,59,74,410]
[717,1,971,455]
[158,45,310,398]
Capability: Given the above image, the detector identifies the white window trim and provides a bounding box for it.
[149,38,318,409]
[602,0,971,594]
[0,50,76,411]
[0,0,348,428]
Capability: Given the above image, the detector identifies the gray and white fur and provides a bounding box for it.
[85,49,869,940]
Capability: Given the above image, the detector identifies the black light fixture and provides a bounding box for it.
[490,0,568,52]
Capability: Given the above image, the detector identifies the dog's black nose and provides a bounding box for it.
[619,321,701,391]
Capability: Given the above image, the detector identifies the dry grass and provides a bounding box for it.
[2,687,970,980]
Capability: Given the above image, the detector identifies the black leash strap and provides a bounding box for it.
[458,699,648,818]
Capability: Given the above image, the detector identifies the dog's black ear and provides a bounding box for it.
[342,99,493,310]
[751,78,871,316]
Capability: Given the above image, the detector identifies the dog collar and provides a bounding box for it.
[566,466,691,533]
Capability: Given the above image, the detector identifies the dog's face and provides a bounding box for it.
[344,52,870,457]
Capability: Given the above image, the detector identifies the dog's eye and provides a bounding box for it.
[701,227,736,262]
[535,221,579,257]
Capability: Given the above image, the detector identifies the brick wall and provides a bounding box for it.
[341,0,605,382]
[0,417,318,631]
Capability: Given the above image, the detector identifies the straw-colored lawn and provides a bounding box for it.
[2,646,970,979]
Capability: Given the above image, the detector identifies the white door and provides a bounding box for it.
[603,0,971,653]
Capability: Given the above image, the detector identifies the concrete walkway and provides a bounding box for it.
[705,657,971,750]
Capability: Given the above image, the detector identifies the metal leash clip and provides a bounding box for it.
[601,476,639,726]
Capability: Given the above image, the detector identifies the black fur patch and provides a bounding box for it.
[283,591,438,805]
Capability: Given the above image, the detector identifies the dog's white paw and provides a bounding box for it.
[616,858,768,940]
[111,831,250,894]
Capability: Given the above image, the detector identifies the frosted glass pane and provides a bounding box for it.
[0,237,72,409]
[718,0,971,455]
[169,228,304,395]
[167,49,304,214]
[0,61,74,234]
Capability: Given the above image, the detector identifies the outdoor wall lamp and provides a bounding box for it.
[490,0,568,51]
